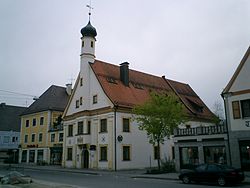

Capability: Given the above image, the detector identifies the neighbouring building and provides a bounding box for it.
[62,18,217,171]
[222,46,250,171]
[0,103,26,163]
[19,85,70,165]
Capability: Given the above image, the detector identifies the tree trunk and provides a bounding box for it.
[157,140,161,171]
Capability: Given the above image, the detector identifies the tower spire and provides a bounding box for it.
[86,0,93,21]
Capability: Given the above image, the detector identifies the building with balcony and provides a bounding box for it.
[62,17,216,170]
[222,46,250,171]
[0,103,26,163]
[19,85,70,165]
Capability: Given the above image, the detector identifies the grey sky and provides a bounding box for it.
[0,0,250,112]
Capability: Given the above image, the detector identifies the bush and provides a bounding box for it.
[161,157,176,173]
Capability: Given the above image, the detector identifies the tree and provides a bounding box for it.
[132,92,186,170]
[212,100,224,124]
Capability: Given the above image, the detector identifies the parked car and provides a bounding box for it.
[179,164,245,186]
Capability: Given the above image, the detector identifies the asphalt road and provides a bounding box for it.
[0,168,248,188]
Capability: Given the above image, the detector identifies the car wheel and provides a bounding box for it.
[182,175,190,184]
[217,176,226,186]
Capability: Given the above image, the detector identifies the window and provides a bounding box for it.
[87,121,91,134]
[93,95,97,104]
[68,125,73,137]
[204,146,226,164]
[241,99,250,118]
[91,41,94,48]
[51,133,55,142]
[26,120,29,127]
[100,119,107,133]
[37,150,44,163]
[100,146,107,161]
[180,147,199,169]
[67,148,73,161]
[29,150,35,162]
[31,134,35,142]
[154,146,160,160]
[21,150,27,162]
[24,135,28,143]
[78,121,84,135]
[82,41,84,47]
[40,117,44,125]
[3,136,9,143]
[32,118,36,126]
[76,100,80,108]
[80,97,83,105]
[123,146,131,161]
[59,133,63,142]
[232,101,241,119]
[12,137,15,142]
[80,78,83,86]
[123,118,130,132]
[39,133,43,142]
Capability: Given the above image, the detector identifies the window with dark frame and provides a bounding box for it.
[24,135,28,143]
[76,100,80,108]
[87,121,91,134]
[80,78,83,86]
[100,146,107,161]
[25,120,29,127]
[40,117,44,125]
[93,95,98,104]
[91,41,94,48]
[232,101,241,119]
[123,118,130,132]
[32,118,36,126]
[123,146,131,161]
[39,133,43,142]
[154,146,160,160]
[51,133,55,142]
[68,125,73,137]
[100,119,107,133]
[77,121,84,135]
[82,41,84,47]
[31,134,35,142]
[241,99,250,118]
[67,148,73,161]
[80,97,83,105]
[59,133,63,142]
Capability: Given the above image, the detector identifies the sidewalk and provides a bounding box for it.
[1,164,250,185]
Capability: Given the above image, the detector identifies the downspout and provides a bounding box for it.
[221,93,232,166]
[114,105,117,171]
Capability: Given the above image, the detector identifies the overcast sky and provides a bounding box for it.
[0,0,250,112]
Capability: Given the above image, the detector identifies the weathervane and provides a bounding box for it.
[86,0,93,21]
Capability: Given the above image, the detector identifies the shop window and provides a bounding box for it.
[100,146,107,161]
[180,147,199,169]
[123,146,131,161]
[37,150,44,163]
[21,150,27,162]
[239,141,250,171]
[29,150,35,163]
[204,146,226,164]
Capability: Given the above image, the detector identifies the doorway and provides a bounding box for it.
[82,149,89,169]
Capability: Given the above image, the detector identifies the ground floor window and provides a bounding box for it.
[67,148,72,161]
[21,150,27,162]
[239,140,250,171]
[50,147,63,165]
[180,147,199,169]
[204,146,226,164]
[123,146,131,161]
[29,150,35,163]
[100,146,107,161]
[37,150,44,163]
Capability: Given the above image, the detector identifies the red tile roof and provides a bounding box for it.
[90,60,215,121]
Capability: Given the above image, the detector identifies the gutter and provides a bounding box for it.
[114,105,118,171]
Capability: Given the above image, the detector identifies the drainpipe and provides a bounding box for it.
[114,105,117,171]
[221,93,232,166]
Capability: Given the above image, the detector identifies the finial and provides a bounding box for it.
[86,0,93,21]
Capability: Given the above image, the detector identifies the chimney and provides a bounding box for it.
[66,84,72,95]
[120,62,129,87]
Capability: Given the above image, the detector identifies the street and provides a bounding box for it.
[0,168,248,188]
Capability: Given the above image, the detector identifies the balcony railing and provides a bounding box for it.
[174,125,227,137]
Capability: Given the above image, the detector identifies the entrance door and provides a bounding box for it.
[239,140,250,171]
[82,149,89,169]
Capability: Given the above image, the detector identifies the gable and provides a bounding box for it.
[63,66,113,117]
[223,46,250,93]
